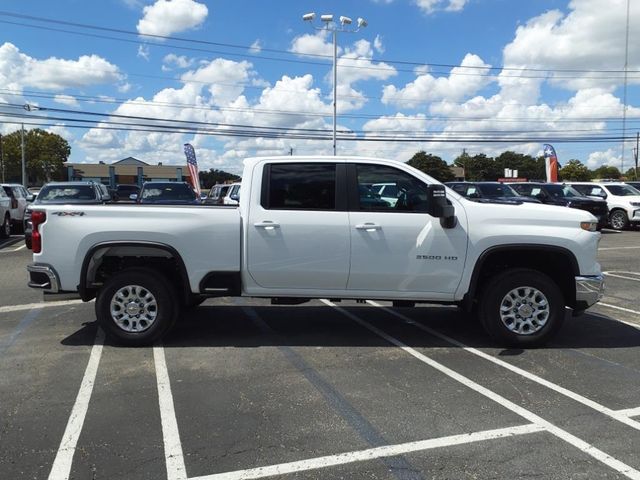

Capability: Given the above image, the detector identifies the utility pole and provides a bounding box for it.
[634,131,639,180]
[21,124,26,187]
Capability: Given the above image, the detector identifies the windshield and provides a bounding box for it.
[36,185,96,203]
[544,184,581,198]
[141,183,197,202]
[605,185,640,196]
[478,184,518,198]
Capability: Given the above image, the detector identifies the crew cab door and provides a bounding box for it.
[246,162,350,289]
[346,163,467,296]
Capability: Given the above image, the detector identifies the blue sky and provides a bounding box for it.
[0,0,638,174]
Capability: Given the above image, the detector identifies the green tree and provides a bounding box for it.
[592,165,621,180]
[198,168,241,189]
[407,151,455,182]
[625,167,639,180]
[1,128,70,184]
[495,151,546,180]
[559,159,592,181]
[453,153,500,181]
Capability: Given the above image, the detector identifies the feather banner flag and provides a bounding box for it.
[183,143,201,196]
[543,144,559,183]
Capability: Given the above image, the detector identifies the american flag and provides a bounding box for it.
[183,143,201,196]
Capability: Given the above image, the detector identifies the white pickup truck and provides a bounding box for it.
[27,156,604,347]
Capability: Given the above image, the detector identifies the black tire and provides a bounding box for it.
[24,234,32,250]
[95,267,180,346]
[478,268,565,348]
[0,214,10,239]
[609,209,629,231]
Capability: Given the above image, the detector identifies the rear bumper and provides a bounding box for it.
[27,263,60,293]
[575,274,605,310]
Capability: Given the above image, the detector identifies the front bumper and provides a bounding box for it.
[27,263,60,293]
[575,274,605,310]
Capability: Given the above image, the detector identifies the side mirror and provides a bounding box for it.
[426,184,456,229]
[129,193,138,201]
[26,194,35,202]
[230,193,240,201]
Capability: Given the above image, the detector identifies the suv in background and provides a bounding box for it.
[24,181,111,248]
[223,183,241,205]
[445,181,541,204]
[568,182,640,230]
[1,184,33,233]
[115,184,140,202]
[204,184,231,205]
[511,182,608,230]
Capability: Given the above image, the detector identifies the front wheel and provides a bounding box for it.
[478,269,565,348]
[95,268,179,346]
[609,210,629,230]
[0,214,10,238]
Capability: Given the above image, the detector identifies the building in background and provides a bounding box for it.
[64,157,190,187]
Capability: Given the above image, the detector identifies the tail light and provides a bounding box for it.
[31,211,46,253]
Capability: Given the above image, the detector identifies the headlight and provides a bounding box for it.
[580,221,597,232]
[630,202,640,207]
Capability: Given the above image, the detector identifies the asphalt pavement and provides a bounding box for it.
[1,229,639,480]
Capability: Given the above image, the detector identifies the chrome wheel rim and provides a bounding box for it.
[610,212,625,230]
[499,286,550,335]
[3,218,9,236]
[109,285,158,333]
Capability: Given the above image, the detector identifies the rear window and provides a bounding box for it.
[38,185,96,202]
[141,183,197,201]
[264,163,336,210]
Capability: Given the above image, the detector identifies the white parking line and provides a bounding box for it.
[154,344,187,480]
[598,303,640,325]
[603,271,640,282]
[189,424,544,480]
[48,329,104,480]
[322,300,640,480]
[616,407,640,418]
[0,299,86,314]
[366,301,640,432]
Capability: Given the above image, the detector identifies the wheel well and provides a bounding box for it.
[81,243,190,303]
[609,208,627,216]
[468,247,578,309]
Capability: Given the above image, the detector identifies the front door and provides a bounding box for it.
[347,163,468,296]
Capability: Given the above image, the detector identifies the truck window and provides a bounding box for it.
[264,163,336,210]
[355,164,429,212]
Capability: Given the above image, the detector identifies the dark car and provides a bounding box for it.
[625,181,640,191]
[136,181,200,205]
[445,181,541,204]
[115,184,140,202]
[24,181,111,248]
[510,182,609,230]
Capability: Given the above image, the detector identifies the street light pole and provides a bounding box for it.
[303,13,367,156]
[21,123,26,187]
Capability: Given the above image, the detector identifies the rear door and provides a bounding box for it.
[346,163,467,295]
[246,162,350,290]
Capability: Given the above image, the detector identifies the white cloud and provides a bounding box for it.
[249,40,262,54]
[137,45,150,61]
[373,35,384,54]
[382,53,492,107]
[180,58,253,107]
[290,31,336,57]
[0,42,121,91]
[161,53,194,71]
[53,94,78,107]
[587,149,621,169]
[415,0,468,14]
[503,0,640,90]
[137,0,209,37]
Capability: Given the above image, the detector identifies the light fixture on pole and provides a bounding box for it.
[302,11,367,156]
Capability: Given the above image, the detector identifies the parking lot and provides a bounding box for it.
[1,230,640,480]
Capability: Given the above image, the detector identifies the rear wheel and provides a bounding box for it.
[0,214,10,238]
[95,268,179,346]
[609,210,629,230]
[478,268,565,348]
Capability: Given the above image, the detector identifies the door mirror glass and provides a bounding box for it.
[129,193,138,201]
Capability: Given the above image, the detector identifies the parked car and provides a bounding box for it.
[223,182,241,205]
[1,184,34,233]
[204,184,231,205]
[567,182,640,230]
[115,184,140,202]
[625,181,640,191]
[0,187,11,238]
[134,181,200,205]
[445,181,541,204]
[510,183,608,230]
[24,181,112,249]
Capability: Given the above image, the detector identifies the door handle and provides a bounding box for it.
[355,223,382,232]
[254,221,280,230]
